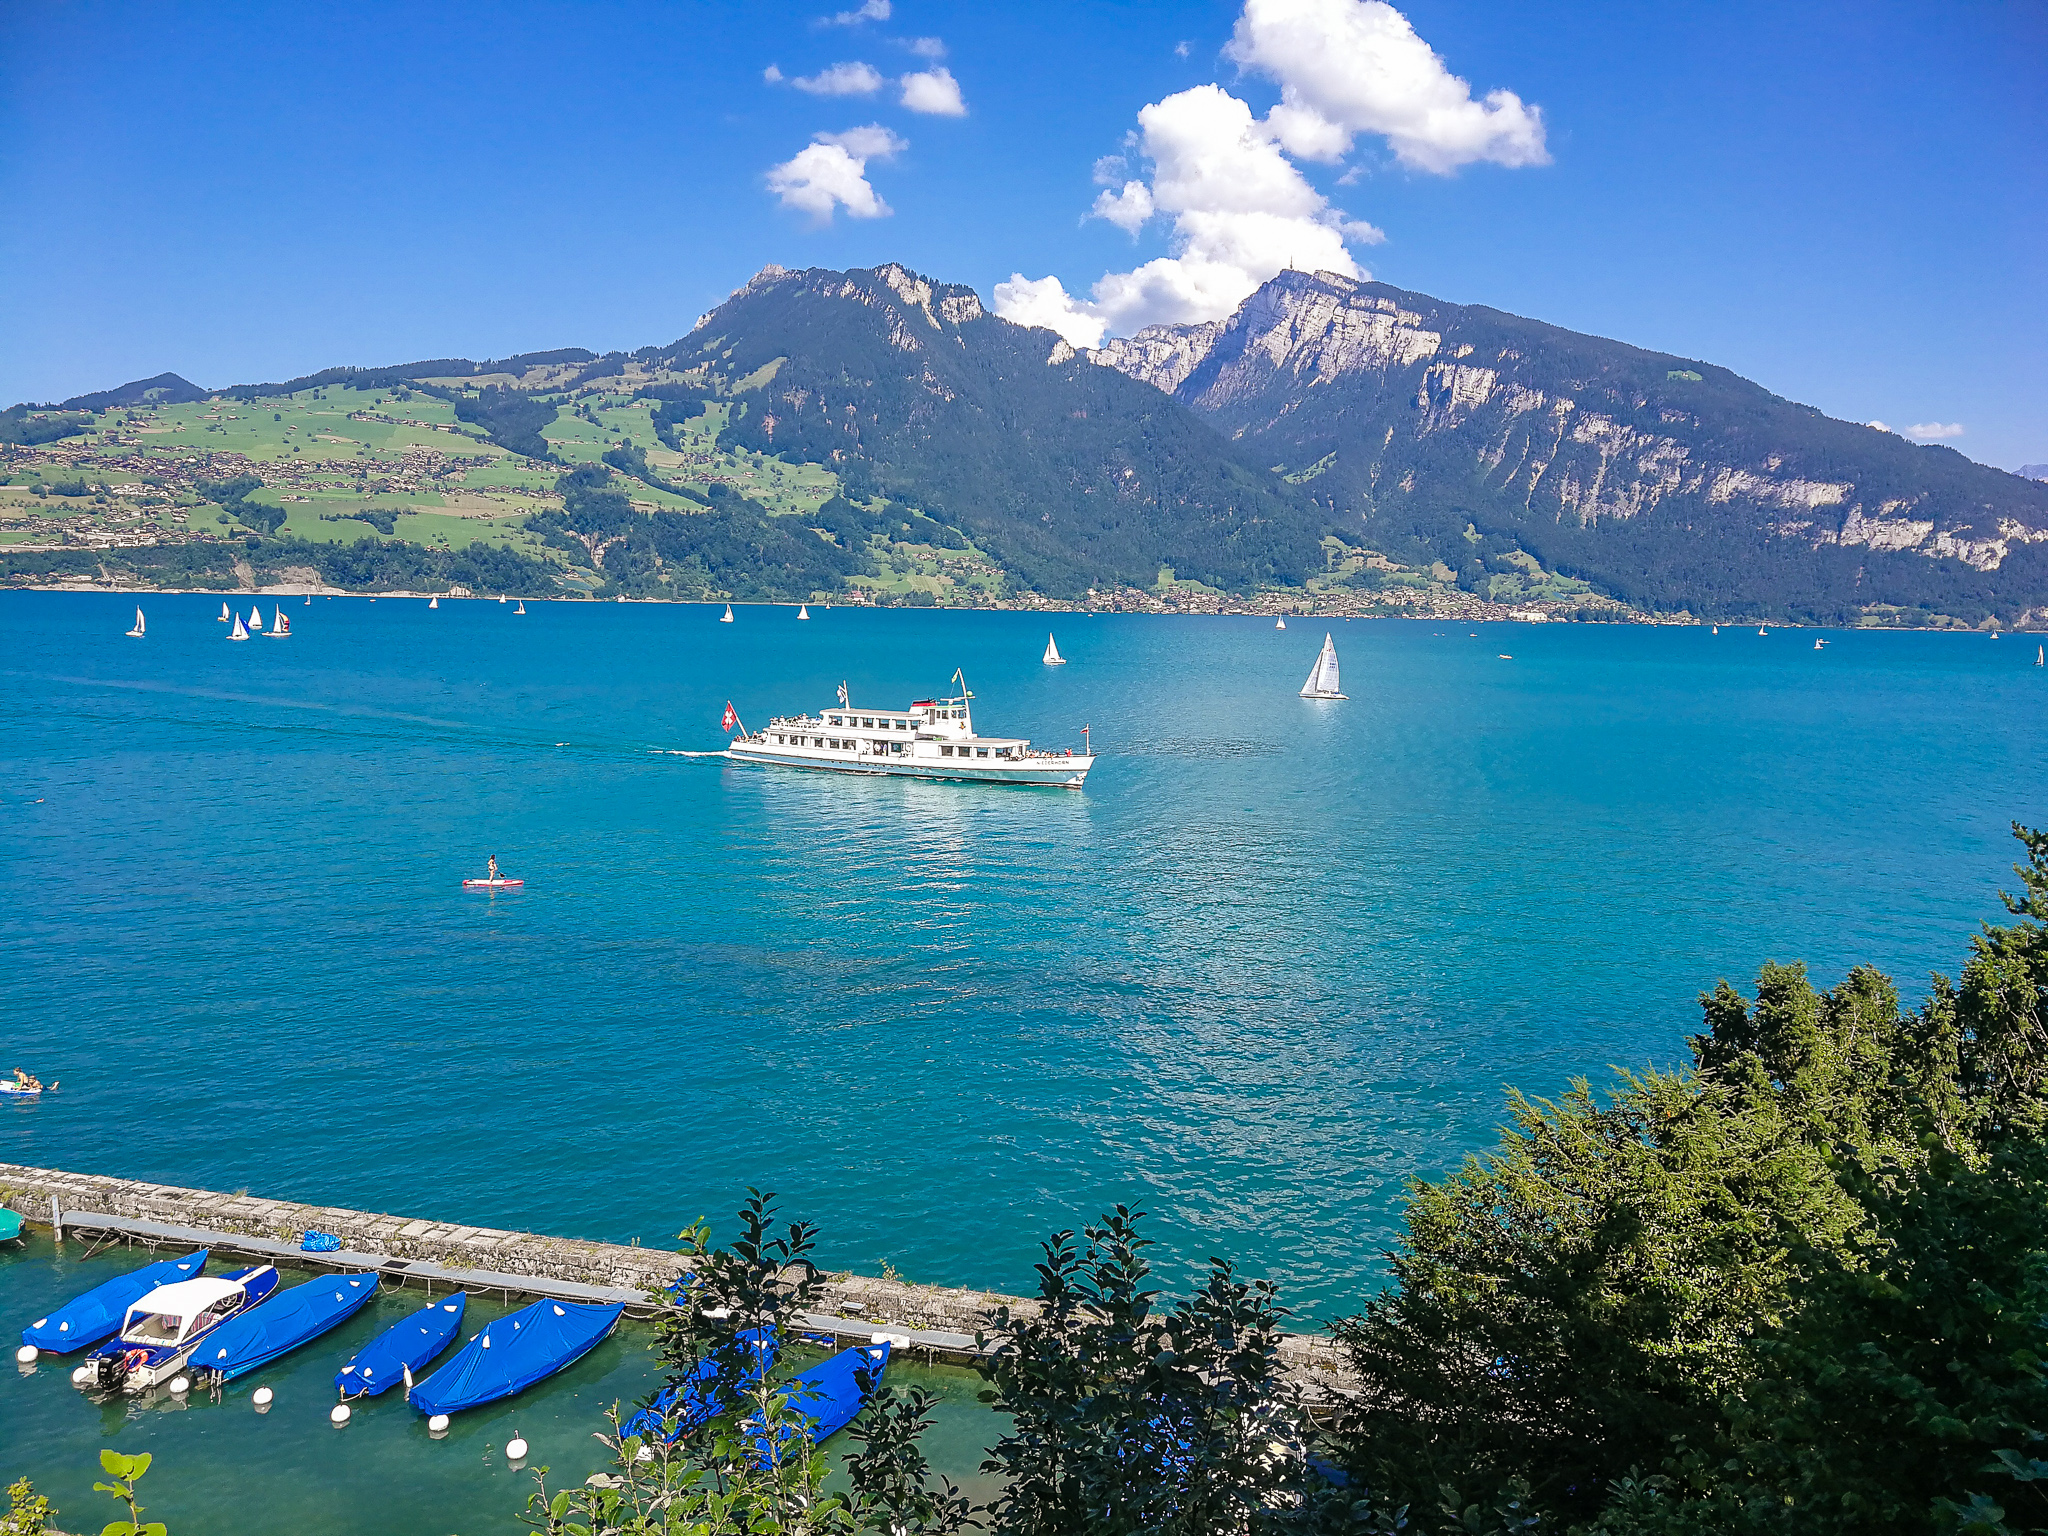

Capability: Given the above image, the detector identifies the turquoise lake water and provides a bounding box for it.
[1,591,2044,1528]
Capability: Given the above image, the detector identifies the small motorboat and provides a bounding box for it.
[126,607,145,638]
[410,1298,622,1416]
[192,1272,378,1384]
[83,1265,281,1393]
[267,607,291,637]
[1043,633,1066,666]
[756,1340,891,1455]
[23,1251,209,1354]
[620,1327,775,1443]
[720,604,734,623]
[336,1294,466,1398]
[0,1208,22,1243]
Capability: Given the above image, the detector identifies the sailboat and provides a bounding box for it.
[1043,633,1066,666]
[218,602,230,623]
[1757,626,1767,636]
[1275,616,1287,630]
[229,613,249,641]
[798,605,810,620]
[1814,638,1826,650]
[267,606,291,637]
[2037,645,2044,667]
[720,604,734,623]
[248,605,263,632]
[516,601,526,615]
[499,594,507,605]
[126,607,145,638]
[1712,625,1719,634]
[1300,633,1347,700]
[429,596,439,609]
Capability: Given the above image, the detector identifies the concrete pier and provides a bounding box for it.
[0,1162,1351,1385]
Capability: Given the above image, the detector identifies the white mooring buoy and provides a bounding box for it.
[506,1435,529,1463]
[169,1376,190,1395]
[331,1404,352,1426]
[429,1413,451,1436]
[16,1346,36,1364]
[253,1386,274,1411]
[71,1365,92,1386]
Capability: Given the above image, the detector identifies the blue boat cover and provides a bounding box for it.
[22,1251,209,1353]
[192,1272,379,1381]
[411,1298,622,1416]
[761,1340,891,1454]
[336,1294,466,1398]
[300,1230,342,1253]
[620,1327,776,1443]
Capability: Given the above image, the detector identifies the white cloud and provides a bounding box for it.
[1092,180,1155,234]
[766,125,906,223]
[900,66,967,116]
[1906,422,1965,441]
[993,1,1538,344]
[1226,0,1548,174]
[1175,40,1192,58]
[992,275,1107,350]
[823,0,888,24]
[763,64,784,83]
[904,36,946,59]
[790,61,884,96]
[1867,420,1892,432]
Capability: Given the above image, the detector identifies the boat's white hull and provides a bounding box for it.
[727,743,1092,788]
[1300,690,1348,701]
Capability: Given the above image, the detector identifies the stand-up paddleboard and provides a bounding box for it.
[462,878,524,889]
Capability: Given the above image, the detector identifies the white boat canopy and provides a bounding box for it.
[121,1277,247,1341]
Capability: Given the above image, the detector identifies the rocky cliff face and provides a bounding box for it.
[1093,271,2048,620]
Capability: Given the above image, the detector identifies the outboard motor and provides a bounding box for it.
[88,1351,126,1391]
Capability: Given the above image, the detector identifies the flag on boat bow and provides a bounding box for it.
[837,681,849,707]
[721,702,738,733]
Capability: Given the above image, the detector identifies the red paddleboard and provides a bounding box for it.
[462,878,524,889]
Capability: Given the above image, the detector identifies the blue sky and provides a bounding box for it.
[3,0,2041,468]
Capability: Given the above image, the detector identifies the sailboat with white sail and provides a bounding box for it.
[1300,634,1347,700]
[798,605,810,620]
[218,602,230,623]
[516,601,526,615]
[267,606,291,637]
[126,608,145,638]
[228,613,249,641]
[1275,616,1286,630]
[429,596,439,608]
[721,604,735,623]
[247,605,263,632]
[1043,633,1065,666]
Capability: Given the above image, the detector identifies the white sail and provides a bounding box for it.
[798,605,810,620]
[1275,616,1286,630]
[246,605,261,631]
[1300,634,1347,699]
[219,602,230,622]
[721,604,735,623]
[499,594,507,604]
[230,614,248,640]
[516,601,526,614]
[1044,633,1065,665]
[429,596,439,608]
[127,608,145,637]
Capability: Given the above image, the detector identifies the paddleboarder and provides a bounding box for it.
[487,854,500,883]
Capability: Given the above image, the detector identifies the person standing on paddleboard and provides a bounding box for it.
[487,854,499,883]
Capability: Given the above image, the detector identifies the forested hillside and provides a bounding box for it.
[664,264,1324,597]
[1095,270,2048,625]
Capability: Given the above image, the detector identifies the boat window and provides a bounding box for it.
[976,747,990,758]
[828,716,843,726]
[861,718,874,728]
[940,745,953,756]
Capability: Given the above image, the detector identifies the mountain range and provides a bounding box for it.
[33,262,2048,623]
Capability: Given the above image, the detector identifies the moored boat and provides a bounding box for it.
[620,1326,776,1443]
[410,1297,622,1416]
[82,1265,281,1392]
[724,674,1094,788]
[756,1340,890,1455]
[192,1272,377,1384]
[22,1251,209,1355]
[336,1294,466,1398]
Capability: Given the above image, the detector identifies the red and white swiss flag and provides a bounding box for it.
[721,702,738,733]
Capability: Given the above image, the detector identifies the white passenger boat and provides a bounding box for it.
[83,1266,281,1393]
[725,675,1093,788]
